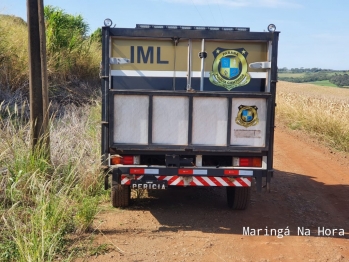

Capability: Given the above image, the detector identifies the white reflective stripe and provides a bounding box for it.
[111,70,187,77]
[193,177,204,186]
[144,169,159,174]
[233,178,251,187]
[248,72,267,78]
[239,170,253,176]
[111,70,267,79]
[136,175,144,180]
[193,170,208,175]
[162,176,172,181]
[234,180,243,187]
[202,177,216,186]
[215,176,229,186]
[243,178,252,186]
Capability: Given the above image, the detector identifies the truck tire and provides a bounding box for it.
[226,187,251,210]
[111,184,130,208]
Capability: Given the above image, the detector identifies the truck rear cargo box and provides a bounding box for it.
[101,22,280,209]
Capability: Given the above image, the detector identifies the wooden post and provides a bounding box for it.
[27,0,44,151]
[38,0,50,158]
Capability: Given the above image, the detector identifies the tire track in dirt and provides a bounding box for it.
[79,126,349,262]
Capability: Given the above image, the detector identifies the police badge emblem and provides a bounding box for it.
[235,105,259,128]
[209,48,251,90]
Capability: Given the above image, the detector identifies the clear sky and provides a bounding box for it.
[1,0,348,70]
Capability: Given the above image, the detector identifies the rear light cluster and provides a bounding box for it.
[111,155,140,165]
[233,157,262,167]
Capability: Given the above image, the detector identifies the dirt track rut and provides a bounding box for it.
[83,126,349,262]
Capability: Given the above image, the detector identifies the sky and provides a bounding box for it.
[1,0,349,70]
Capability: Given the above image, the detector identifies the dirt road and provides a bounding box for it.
[86,126,349,262]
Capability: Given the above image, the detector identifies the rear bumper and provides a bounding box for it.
[111,166,270,191]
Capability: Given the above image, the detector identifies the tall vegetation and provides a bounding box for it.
[0,7,101,93]
[0,7,105,261]
[329,73,349,87]
[0,102,104,261]
[276,82,349,153]
[0,15,29,91]
[44,6,100,82]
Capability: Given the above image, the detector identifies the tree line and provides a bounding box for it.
[278,67,333,73]
[278,68,349,87]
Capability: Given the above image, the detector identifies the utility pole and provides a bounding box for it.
[27,0,49,157]
[38,0,50,158]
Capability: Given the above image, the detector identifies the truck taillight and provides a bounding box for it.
[233,157,262,167]
[111,155,140,165]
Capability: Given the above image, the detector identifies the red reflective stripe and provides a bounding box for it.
[120,175,130,185]
[156,176,166,181]
[177,180,184,186]
[167,176,180,184]
[224,170,239,175]
[130,168,144,174]
[209,177,222,186]
[224,178,236,186]
[195,176,210,186]
[178,169,193,175]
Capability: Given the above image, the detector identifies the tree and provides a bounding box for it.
[90,28,102,44]
[44,6,89,53]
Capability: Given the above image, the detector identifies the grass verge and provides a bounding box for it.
[0,101,104,261]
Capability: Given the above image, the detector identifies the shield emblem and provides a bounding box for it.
[220,56,240,79]
[241,109,253,122]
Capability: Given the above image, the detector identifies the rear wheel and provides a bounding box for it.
[111,184,131,208]
[226,187,251,210]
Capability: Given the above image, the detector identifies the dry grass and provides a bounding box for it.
[0,14,101,92]
[0,15,29,90]
[0,102,104,261]
[276,81,349,152]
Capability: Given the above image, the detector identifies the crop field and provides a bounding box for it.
[276,81,349,153]
[307,80,338,87]
[278,73,306,78]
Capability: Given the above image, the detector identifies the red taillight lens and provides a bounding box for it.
[123,155,134,165]
[239,157,252,167]
[110,155,140,165]
[234,157,262,167]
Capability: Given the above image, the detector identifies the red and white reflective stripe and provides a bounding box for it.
[156,176,251,187]
[178,169,208,175]
[178,169,252,176]
[129,168,159,175]
[121,175,143,185]
[224,169,253,176]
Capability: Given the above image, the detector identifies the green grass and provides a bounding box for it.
[306,80,338,87]
[278,73,306,77]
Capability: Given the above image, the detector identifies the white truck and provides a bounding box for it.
[101,21,279,209]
